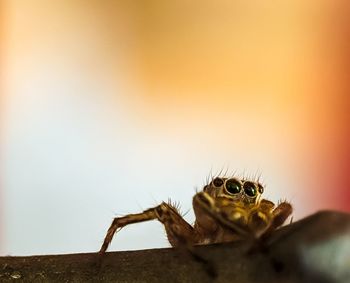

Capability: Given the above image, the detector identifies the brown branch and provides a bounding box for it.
[1,210,350,283]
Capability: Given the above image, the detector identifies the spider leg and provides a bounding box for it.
[193,192,253,241]
[247,199,275,237]
[99,202,197,254]
[99,207,157,253]
[260,200,293,239]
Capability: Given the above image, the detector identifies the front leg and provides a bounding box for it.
[99,202,198,254]
[260,200,293,239]
[193,192,254,243]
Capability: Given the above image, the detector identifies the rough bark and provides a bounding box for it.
[1,210,350,283]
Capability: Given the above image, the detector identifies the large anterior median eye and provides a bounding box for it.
[225,178,242,195]
[243,182,257,197]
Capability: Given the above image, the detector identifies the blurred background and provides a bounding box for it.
[1,0,349,256]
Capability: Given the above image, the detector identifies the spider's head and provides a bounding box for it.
[203,177,264,205]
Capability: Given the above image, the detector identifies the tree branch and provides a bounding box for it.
[1,211,350,282]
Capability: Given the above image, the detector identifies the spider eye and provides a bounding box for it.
[225,179,242,195]
[243,182,257,197]
[212,177,224,187]
[258,184,264,194]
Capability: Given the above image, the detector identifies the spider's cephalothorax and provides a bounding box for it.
[99,176,292,253]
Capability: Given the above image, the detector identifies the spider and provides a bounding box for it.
[99,176,292,253]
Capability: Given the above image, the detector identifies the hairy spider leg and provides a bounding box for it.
[260,201,293,240]
[247,199,275,237]
[99,202,198,254]
[193,192,254,242]
[99,208,157,253]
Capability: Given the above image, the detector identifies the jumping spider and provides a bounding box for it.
[99,176,292,253]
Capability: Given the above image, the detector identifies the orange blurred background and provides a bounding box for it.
[1,0,349,255]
